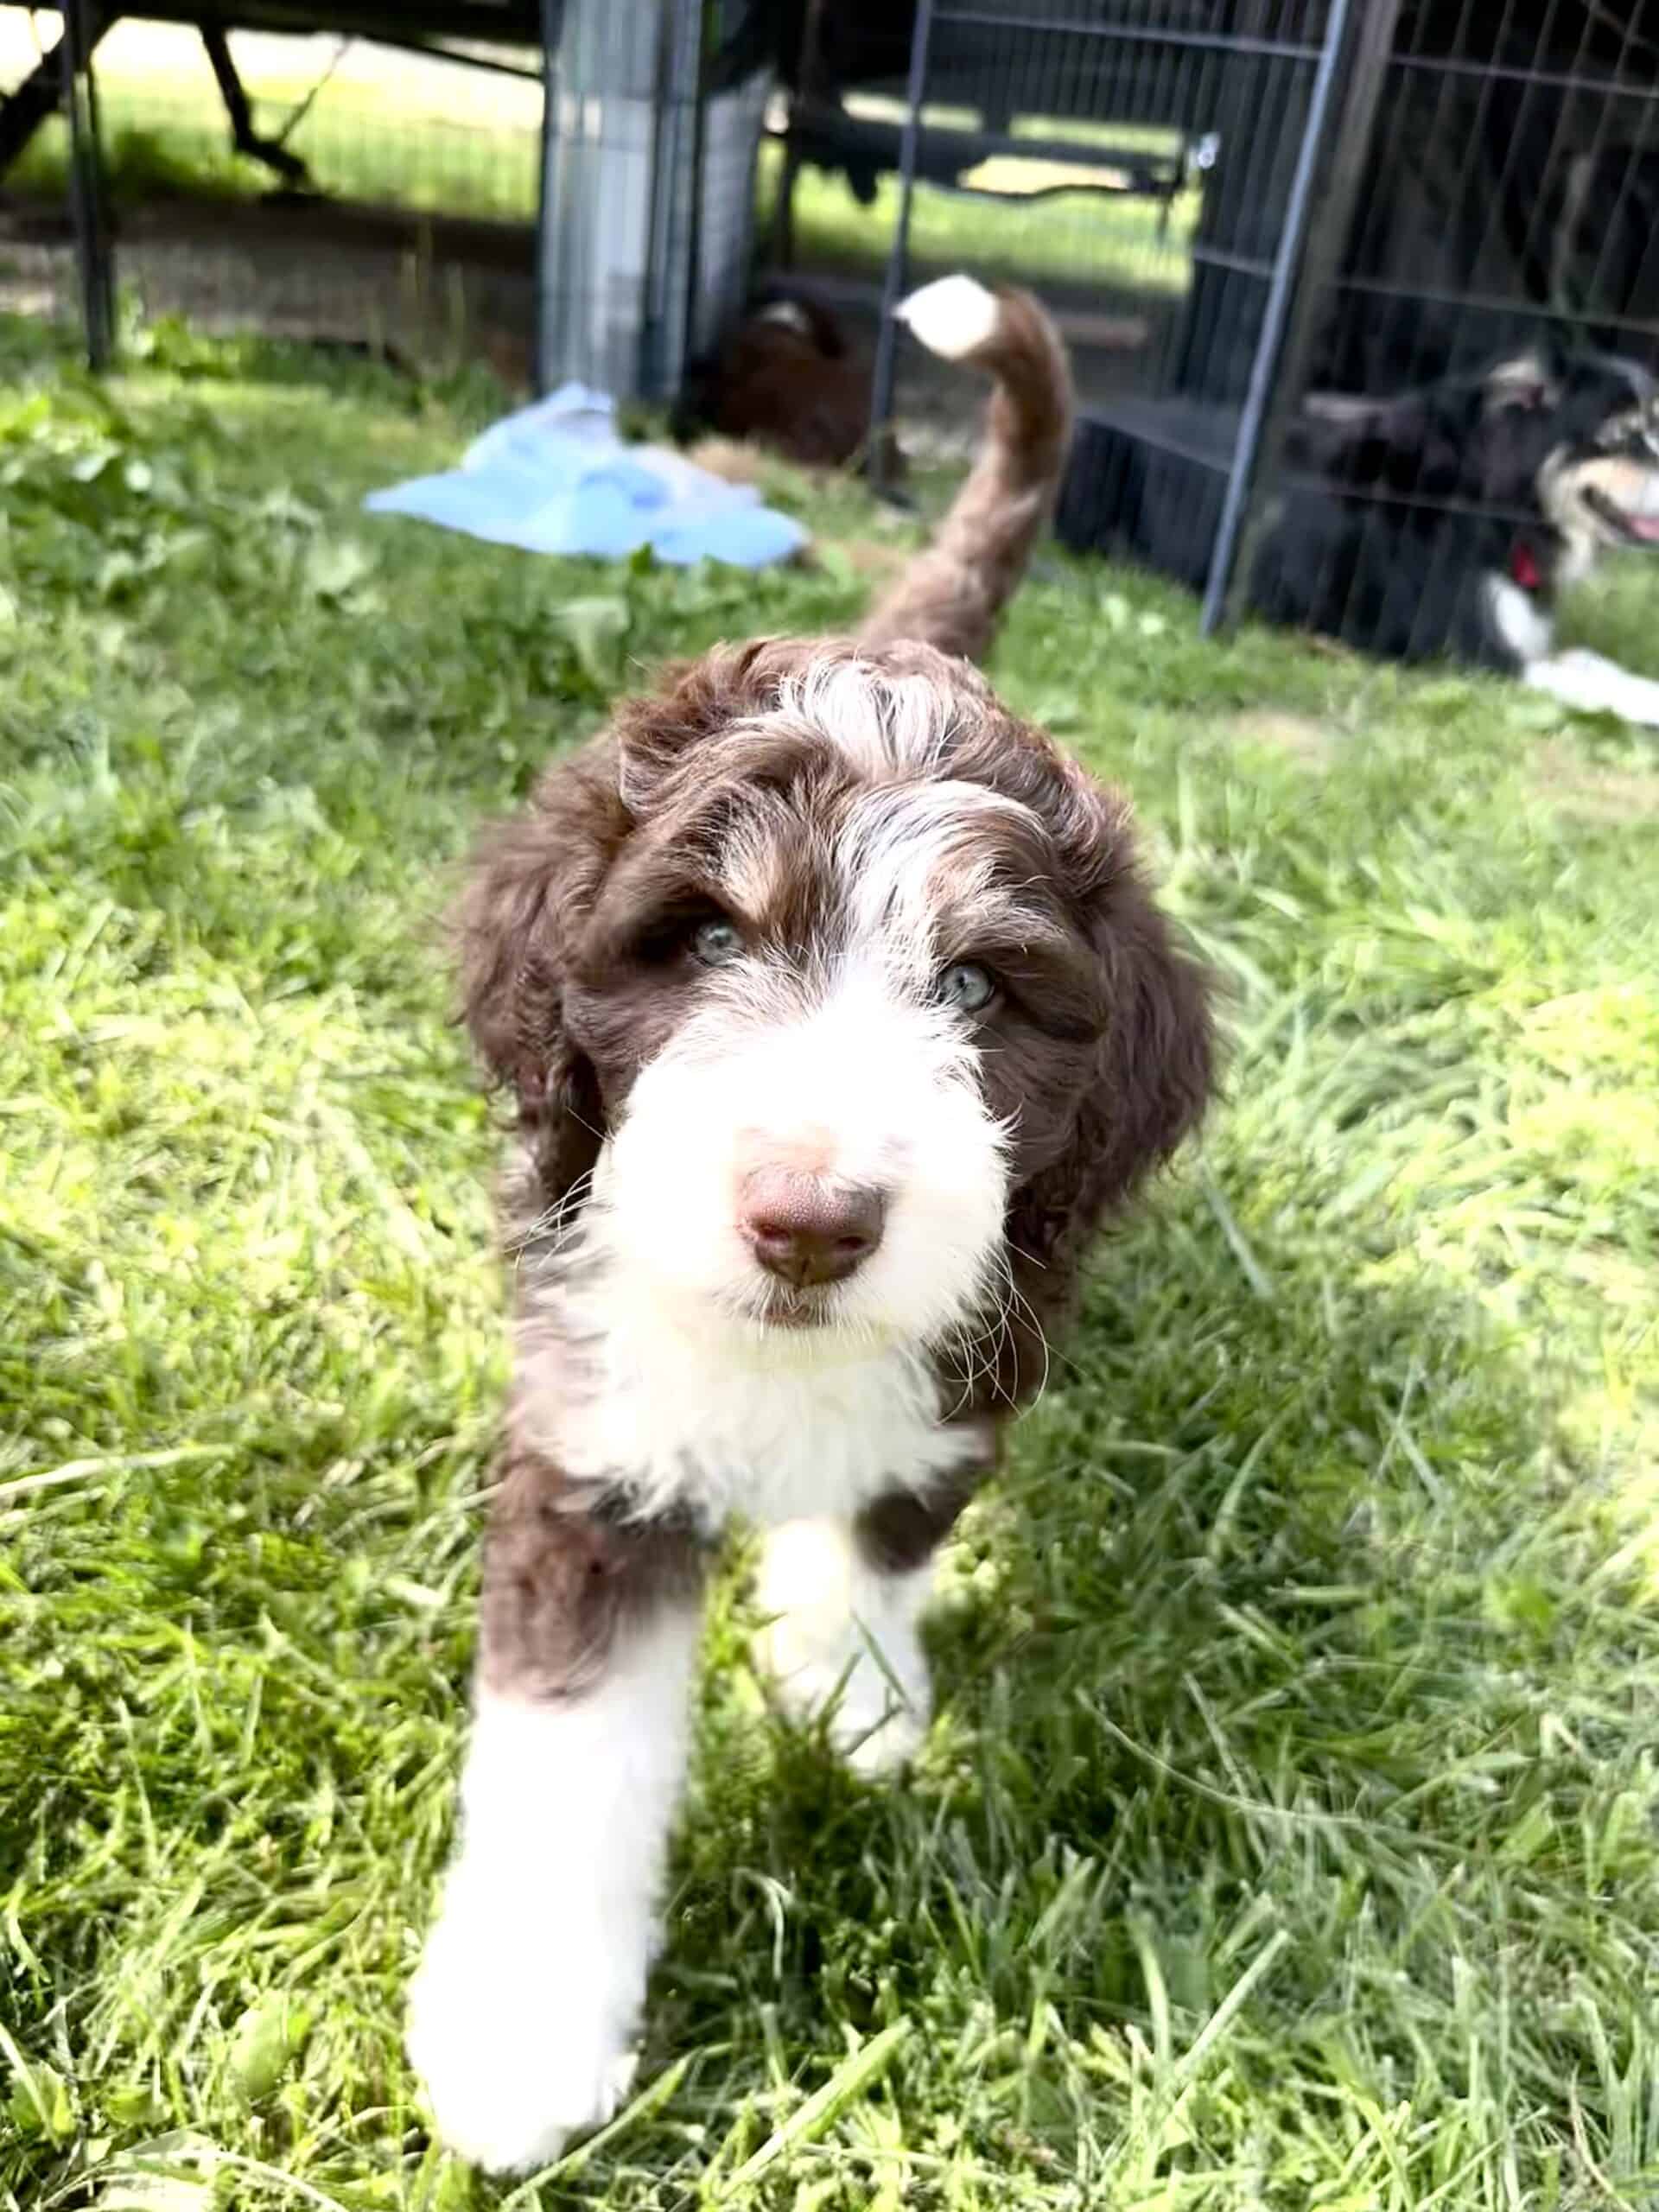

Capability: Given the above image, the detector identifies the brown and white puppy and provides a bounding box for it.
[406,276,1214,2173]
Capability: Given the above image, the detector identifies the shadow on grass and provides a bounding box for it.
[638,1179,1655,2199]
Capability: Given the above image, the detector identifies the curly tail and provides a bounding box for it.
[858,276,1074,665]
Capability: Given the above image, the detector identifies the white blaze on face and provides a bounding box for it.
[841,776,1052,973]
[586,685,1062,1352]
[597,957,1007,1345]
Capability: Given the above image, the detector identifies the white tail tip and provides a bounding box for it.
[895,274,1001,363]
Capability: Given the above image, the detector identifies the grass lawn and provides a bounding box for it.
[3,28,1186,296]
[3,24,541,224]
[3,314,1659,2212]
[755,138,1196,296]
[10,102,540,228]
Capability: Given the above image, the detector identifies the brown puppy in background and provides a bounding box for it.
[405,274,1215,2173]
[677,289,887,471]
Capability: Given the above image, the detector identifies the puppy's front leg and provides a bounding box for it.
[755,1484,973,1778]
[1525,647,1659,727]
[408,1456,705,2174]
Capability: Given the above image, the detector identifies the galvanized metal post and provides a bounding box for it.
[639,0,682,398]
[62,0,113,370]
[678,0,712,379]
[1199,0,1357,634]
[867,0,937,494]
[534,0,562,394]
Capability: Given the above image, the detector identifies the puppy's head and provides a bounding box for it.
[1313,352,1659,548]
[458,640,1211,1367]
[1535,356,1659,553]
[1474,350,1659,550]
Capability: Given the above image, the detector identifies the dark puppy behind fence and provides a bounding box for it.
[1251,350,1659,714]
[1061,349,1659,722]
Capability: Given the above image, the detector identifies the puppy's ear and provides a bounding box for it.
[1085,887,1215,1212]
[1008,810,1215,1281]
[453,745,629,1205]
[1484,348,1560,415]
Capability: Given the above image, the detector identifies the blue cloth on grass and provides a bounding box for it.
[362,382,807,569]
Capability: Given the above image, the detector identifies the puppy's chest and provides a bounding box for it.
[522,1304,976,1531]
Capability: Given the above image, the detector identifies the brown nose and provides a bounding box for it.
[738,1167,886,1288]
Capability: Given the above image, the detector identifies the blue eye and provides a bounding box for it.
[692,918,743,967]
[938,961,997,1013]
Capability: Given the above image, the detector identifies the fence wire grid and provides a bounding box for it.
[0,10,550,376]
[836,0,1658,651]
[0,0,773,400]
[7,1,1658,666]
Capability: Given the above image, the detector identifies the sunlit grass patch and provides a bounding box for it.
[3,314,1659,2210]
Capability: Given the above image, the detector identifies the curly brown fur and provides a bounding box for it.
[461,632,1211,1414]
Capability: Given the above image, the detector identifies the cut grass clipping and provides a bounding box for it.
[3,312,1659,2211]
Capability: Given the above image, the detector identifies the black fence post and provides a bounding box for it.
[62,0,114,369]
[867,0,936,495]
[1199,0,1357,635]
[1211,0,1404,630]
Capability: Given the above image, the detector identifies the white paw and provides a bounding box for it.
[754,1521,933,1777]
[1528,648,1659,727]
[758,1613,930,1776]
[406,1877,641,2173]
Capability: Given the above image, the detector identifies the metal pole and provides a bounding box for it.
[62,0,113,370]
[677,0,712,387]
[1213,0,1404,627]
[534,0,562,393]
[639,0,683,399]
[1198,0,1357,633]
[867,0,937,495]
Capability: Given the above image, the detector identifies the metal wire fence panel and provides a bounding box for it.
[1314,0,1659,391]
[690,66,772,351]
[857,0,1348,613]
[854,0,1659,661]
[1235,0,1659,661]
[0,3,771,399]
[536,0,772,401]
[0,11,545,376]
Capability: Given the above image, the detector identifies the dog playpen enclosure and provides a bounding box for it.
[842,0,1659,631]
[4,0,1657,637]
[0,0,771,397]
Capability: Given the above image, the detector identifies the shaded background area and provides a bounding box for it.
[0,15,544,373]
[5,2,1657,606]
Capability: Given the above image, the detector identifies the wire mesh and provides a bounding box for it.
[1316,0,1659,392]
[830,0,1341,605]
[1242,0,1659,660]
[0,1,772,401]
[536,0,773,403]
[0,9,545,376]
[842,0,1659,662]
